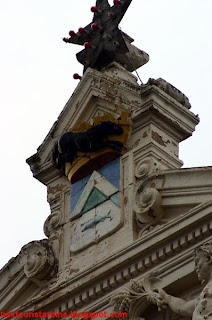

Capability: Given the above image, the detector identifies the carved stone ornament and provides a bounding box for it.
[145,78,191,109]
[135,158,158,179]
[126,241,212,320]
[133,186,165,236]
[110,273,161,319]
[20,240,57,285]
[44,211,61,237]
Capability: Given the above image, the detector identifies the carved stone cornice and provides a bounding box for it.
[26,63,199,186]
[145,78,191,109]
[111,241,212,319]
[131,82,199,157]
[11,201,212,313]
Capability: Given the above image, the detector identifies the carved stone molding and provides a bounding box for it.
[145,78,191,109]
[133,185,165,236]
[44,211,62,238]
[117,241,212,320]
[110,274,160,319]
[14,203,212,312]
[135,158,159,180]
[20,240,57,285]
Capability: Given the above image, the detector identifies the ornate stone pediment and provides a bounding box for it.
[2,44,211,320]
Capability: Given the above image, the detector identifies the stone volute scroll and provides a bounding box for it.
[20,239,57,287]
[133,155,167,237]
[133,177,165,237]
[44,211,61,238]
[44,211,62,260]
[135,158,160,180]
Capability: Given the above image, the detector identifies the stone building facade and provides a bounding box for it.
[0,60,212,319]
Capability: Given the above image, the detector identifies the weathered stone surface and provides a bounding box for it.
[0,64,211,320]
[111,242,212,320]
[20,240,57,285]
[146,77,191,109]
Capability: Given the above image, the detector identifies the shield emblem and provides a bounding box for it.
[70,158,122,252]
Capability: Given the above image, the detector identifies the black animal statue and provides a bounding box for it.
[52,121,123,170]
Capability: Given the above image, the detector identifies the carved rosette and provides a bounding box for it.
[44,211,61,237]
[20,240,57,284]
[133,186,165,236]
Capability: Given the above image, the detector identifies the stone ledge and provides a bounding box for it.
[145,78,191,109]
[7,200,212,312]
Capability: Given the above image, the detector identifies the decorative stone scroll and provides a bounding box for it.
[133,185,165,236]
[43,212,62,259]
[44,211,61,237]
[135,158,159,180]
[20,240,57,286]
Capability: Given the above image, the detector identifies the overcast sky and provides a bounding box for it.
[0,0,212,270]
